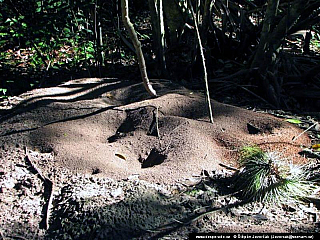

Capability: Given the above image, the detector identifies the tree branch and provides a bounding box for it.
[121,0,157,97]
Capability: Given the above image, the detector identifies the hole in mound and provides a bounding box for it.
[38,145,54,153]
[107,132,127,143]
[140,148,167,168]
[247,120,279,135]
[247,123,261,134]
[117,116,135,133]
[92,167,102,175]
[108,107,157,143]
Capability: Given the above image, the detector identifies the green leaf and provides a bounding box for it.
[51,65,59,69]
[63,27,71,33]
[0,88,7,95]
[86,54,94,58]
[285,119,302,124]
[83,29,93,34]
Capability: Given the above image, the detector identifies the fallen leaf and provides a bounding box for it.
[115,153,126,160]
[285,119,302,124]
[105,92,114,99]
[312,144,320,151]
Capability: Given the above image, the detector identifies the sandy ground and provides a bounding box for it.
[0,78,319,239]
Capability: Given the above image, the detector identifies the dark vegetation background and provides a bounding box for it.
[0,0,319,111]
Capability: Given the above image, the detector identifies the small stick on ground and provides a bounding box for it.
[0,230,5,240]
[179,200,247,226]
[219,163,240,172]
[147,106,161,138]
[155,106,160,138]
[277,122,317,158]
[292,122,317,142]
[24,147,54,230]
[239,85,276,108]
[5,235,28,240]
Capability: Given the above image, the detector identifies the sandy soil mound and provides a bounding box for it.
[0,78,310,184]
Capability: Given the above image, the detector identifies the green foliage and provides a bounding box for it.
[1,0,319,101]
[0,88,7,98]
[239,146,266,165]
[235,146,318,203]
[0,0,120,95]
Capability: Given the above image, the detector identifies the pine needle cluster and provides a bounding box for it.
[234,146,319,203]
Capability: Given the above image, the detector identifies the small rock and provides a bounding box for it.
[282,204,297,212]
[4,178,16,189]
[111,187,123,198]
[127,174,139,180]
[301,205,317,214]
[252,213,268,221]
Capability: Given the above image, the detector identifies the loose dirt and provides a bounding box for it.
[0,78,319,239]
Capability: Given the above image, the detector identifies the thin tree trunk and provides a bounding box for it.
[147,0,167,76]
[201,0,212,42]
[188,0,214,123]
[163,0,185,45]
[158,0,167,75]
[121,0,157,97]
[251,0,280,71]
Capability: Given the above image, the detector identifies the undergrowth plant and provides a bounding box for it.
[234,146,319,203]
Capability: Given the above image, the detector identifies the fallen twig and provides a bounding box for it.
[24,147,46,182]
[5,235,28,240]
[148,106,161,138]
[209,68,257,83]
[275,122,318,159]
[24,147,54,230]
[238,85,276,108]
[0,230,5,240]
[219,163,239,172]
[172,218,184,224]
[299,148,320,160]
[155,106,160,138]
[179,199,248,226]
[210,71,276,108]
[292,122,317,142]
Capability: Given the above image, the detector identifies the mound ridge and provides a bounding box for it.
[0,78,310,183]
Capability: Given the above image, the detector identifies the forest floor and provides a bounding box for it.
[0,78,320,239]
